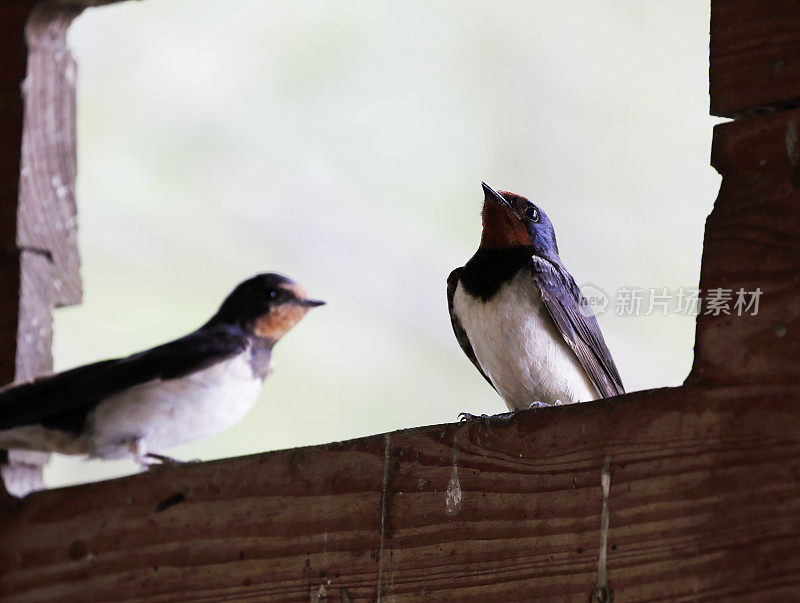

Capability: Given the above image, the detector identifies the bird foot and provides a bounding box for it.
[129,438,157,469]
[458,412,488,422]
[143,453,203,469]
[128,438,195,470]
[458,410,518,422]
[146,453,184,465]
[527,400,564,410]
[494,411,518,421]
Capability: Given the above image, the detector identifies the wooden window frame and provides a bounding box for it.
[1,1,799,599]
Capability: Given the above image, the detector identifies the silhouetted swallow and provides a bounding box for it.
[0,273,324,467]
[448,183,623,413]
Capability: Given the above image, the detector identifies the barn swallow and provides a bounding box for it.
[0,273,324,467]
[447,183,623,414]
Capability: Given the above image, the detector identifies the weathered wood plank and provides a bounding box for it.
[0,0,172,383]
[2,385,800,601]
[711,0,800,117]
[15,250,57,381]
[689,110,800,386]
[18,2,84,310]
[0,2,34,386]
[0,1,89,499]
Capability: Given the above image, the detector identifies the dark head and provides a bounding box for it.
[479,182,559,259]
[210,273,325,340]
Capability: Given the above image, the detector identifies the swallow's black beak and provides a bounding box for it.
[482,181,512,209]
[479,181,531,249]
[298,298,326,308]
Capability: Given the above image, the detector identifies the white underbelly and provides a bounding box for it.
[85,354,264,458]
[453,269,598,410]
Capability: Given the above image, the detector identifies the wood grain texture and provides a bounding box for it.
[0,0,90,378]
[0,2,34,386]
[0,1,87,498]
[15,250,57,382]
[711,0,800,117]
[4,251,59,497]
[19,2,83,312]
[0,2,51,499]
[689,110,800,386]
[2,385,800,602]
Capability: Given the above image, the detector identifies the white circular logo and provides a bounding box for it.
[578,283,609,317]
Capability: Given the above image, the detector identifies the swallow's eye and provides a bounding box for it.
[268,289,277,299]
[525,206,540,223]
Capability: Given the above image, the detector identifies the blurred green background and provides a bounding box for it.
[47,1,721,487]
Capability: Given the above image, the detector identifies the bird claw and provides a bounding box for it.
[145,453,185,466]
[458,410,517,422]
[458,412,489,422]
[494,411,518,421]
[527,400,564,409]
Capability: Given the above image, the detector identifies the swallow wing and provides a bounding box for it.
[530,257,624,398]
[447,268,497,392]
[0,324,250,431]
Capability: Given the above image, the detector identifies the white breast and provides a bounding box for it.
[85,352,264,459]
[453,269,598,410]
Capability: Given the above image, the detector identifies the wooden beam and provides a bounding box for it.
[1,385,799,601]
[0,0,88,499]
[0,2,35,386]
[691,1,800,386]
[688,110,800,386]
[710,0,800,118]
[16,1,84,379]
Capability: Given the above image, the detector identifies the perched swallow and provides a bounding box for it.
[447,183,623,412]
[0,273,324,467]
